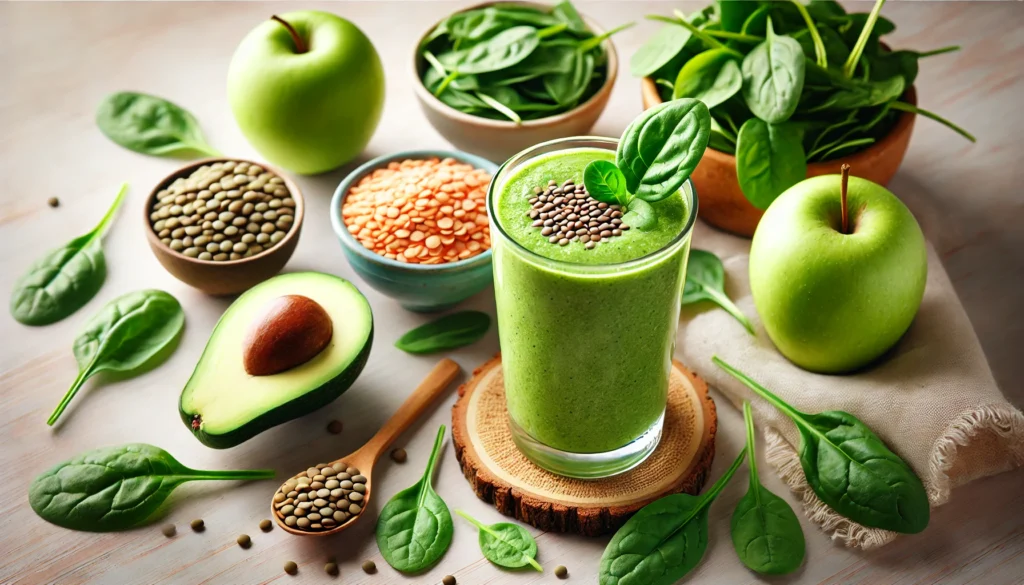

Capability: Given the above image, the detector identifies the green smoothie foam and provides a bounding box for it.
[493,147,691,454]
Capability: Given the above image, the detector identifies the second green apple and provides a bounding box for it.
[228,11,385,175]
[749,174,927,374]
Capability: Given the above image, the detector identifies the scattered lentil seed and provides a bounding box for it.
[47,197,60,208]
[326,419,343,434]
[190,519,205,532]
[443,575,457,585]
[341,157,492,265]
[555,565,569,578]
[237,534,251,548]
[148,161,296,262]
[161,524,176,537]
[259,519,273,532]
[284,561,298,575]
[325,561,339,576]
[362,560,377,573]
[390,448,407,463]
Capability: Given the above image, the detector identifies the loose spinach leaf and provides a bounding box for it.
[741,19,805,123]
[48,289,185,426]
[623,198,656,231]
[683,249,753,334]
[377,425,453,573]
[713,357,931,534]
[736,118,806,209]
[29,443,273,531]
[96,92,220,158]
[10,183,129,326]
[673,48,743,108]
[395,311,490,354]
[456,510,542,571]
[583,160,628,206]
[631,24,693,77]
[731,402,805,574]
[617,98,711,202]
[599,449,746,585]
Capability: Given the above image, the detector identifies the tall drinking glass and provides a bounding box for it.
[487,137,697,478]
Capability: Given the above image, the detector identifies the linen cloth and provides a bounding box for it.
[677,244,1024,549]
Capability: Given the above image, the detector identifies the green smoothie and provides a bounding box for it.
[492,147,692,455]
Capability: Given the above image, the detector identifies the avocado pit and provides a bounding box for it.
[243,295,333,376]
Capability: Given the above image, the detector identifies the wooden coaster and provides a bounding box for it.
[452,356,717,536]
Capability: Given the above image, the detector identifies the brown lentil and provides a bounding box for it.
[161,524,176,537]
[390,448,407,463]
[443,575,457,585]
[362,560,377,573]
[236,534,251,548]
[149,160,296,262]
[284,561,298,575]
[527,179,628,249]
[190,518,205,532]
[326,419,343,434]
[47,197,60,208]
[273,462,367,532]
[259,519,273,532]
[341,157,492,265]
[555,565,569,578]
[324,561,339,576]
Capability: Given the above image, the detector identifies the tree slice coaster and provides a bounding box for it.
[451,355,717,536]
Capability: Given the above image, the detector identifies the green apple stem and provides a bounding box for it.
[271,15,307,54]
[840,163,851,234]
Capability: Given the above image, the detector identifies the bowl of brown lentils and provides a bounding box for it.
[145,158,304,295]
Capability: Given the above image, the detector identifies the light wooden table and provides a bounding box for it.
[2,2,1021,584]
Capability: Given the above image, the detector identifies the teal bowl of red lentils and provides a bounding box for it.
[331,150,497,312]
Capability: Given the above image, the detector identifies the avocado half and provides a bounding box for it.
[179,272,373,449]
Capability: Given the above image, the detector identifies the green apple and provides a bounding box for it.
[749,174,927,373]
[228,11,384,174]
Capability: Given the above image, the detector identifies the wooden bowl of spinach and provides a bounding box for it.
[412,1,631,163]
[633,0,974,237]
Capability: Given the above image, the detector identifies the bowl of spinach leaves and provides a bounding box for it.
[413,1,631,163]
[633,0,974,237]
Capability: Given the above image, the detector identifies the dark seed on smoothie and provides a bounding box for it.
[161,524,176,537]
[526,179,627,249]
[555,565,569,578]
[362,560,377,573]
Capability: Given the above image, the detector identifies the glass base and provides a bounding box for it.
[508,412,665,479]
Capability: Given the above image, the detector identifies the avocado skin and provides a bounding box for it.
[179,325,373,449]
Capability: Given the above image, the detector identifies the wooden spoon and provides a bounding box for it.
[272,358,461,536]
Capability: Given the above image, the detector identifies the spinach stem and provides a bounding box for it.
[187,468,277,480]
[578,22,635,53]
[646,13,744,59]
[918,45,960,58]
[537,23,568,40]
[475,92,522,124]
[890,101,976,142]
[456,510,543,572]
[702,287,754,334]
[421,425,446,489]
[47,363,95,425]
[743,401,758,490]
[711,356,807,424]
[702,30,763,43]
[791,0,828,68]
[843,0,887,78]
[699,448,746,506]
[93,182,130,239]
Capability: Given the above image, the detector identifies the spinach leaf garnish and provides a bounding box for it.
[713,357,931,534]
[48,289,185,426]
[598,449,746,585]
[456,510,543,571]
[683,249,753,334]
[96,92,220,158]
[10,183,128,326]
[395,311,490,354]
[376,425,453,573]
[29,443,273,532]
[731,402,805,574]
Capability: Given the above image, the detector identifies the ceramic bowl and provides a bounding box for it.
[412,1,619,163]
[144,158,304,296]
[640,80,917,237]
[330,150,497,312]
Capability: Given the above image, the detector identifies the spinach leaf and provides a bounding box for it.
[623,198,656,231]
[552,0,588,35]
[395,311,490,354]
[808,75,905,111]
[48,289,185,426]
[630,24,693,78]
[599,449,746,585]
[842,0,888,78]
[456,510,542,571]
[713,357,931,534]
[735,118,806,209]
[96,92,220,158]
[683,249,753,334]
[10,183,128,326]
[376,425,453,573]
[543,51,595,106]
[616,98,711,202]
[718,0,761,33]
[672,48,742,109]
[29,443,273,532]
[583,160,628,206]
[440,26,542,74]
[731,402,805,574]
[741,19,805,123]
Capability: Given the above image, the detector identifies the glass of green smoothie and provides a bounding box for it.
[487,136,698,478]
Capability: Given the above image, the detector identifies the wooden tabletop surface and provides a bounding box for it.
[1,2,1021,584]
